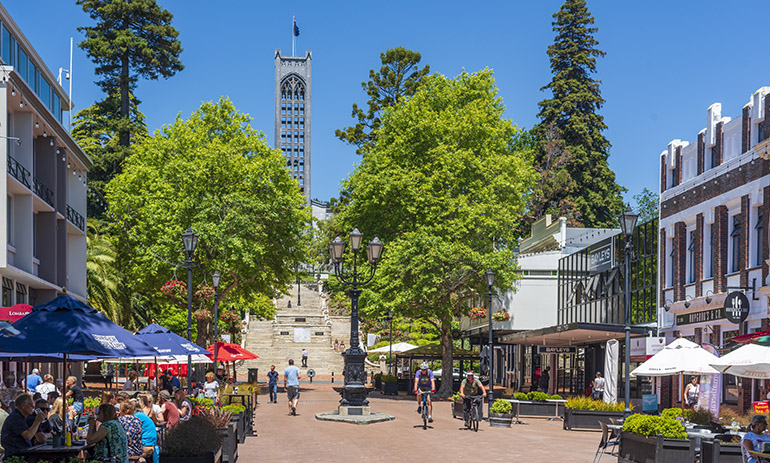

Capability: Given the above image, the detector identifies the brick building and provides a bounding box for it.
[658,86,770,411]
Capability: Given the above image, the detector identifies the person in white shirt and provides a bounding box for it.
[35,375,57,402]
[203,372,219,400]
[592,372,605,400]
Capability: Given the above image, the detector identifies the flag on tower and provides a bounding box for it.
[293,18,300,37]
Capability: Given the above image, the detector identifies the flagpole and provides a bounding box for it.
[292,15,296,56]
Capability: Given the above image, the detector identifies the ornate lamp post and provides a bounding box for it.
[181,227,198,394]
[212,271,221,371]
[329,228,383,408]
[485,269,496,417]
[619,206,638,418]
[384,309,394,375]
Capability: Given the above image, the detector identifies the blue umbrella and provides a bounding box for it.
[0,294,157,357]
[134,323,209,357]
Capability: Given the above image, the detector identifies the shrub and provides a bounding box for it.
[513,392,528,401]
[490,399,512,414]
[222,404,246,415]
[565,396,627,412]
[381,374,397,383]
[622,413,687,439]
[549,394,564,400]
[373,373,383,380]
[199,408,232,428]
[661,407,693,421]
[529,391,549,402]
[689,408,714,425]
[451,392,462,402]
[165,415,223,457]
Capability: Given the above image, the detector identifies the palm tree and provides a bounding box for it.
[86,220,124,324]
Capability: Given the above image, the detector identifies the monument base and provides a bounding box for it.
[315,410,395,425]
[339,405,370,416]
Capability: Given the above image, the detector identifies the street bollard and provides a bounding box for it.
[331,371,334,383]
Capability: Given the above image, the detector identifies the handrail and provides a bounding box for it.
[7,155,31,188]
[33,178,54,207]
[66,204,85,231]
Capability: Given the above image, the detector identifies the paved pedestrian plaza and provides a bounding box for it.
[241,383,598,462]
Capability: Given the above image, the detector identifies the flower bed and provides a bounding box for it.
[618,414,693,463]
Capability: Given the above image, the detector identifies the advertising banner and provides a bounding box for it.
[698,343,721,418]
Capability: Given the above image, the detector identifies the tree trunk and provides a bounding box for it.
[437,318,454,398]
[120,53,130,147]
[195,317,211,349]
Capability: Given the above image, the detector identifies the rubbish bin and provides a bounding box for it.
[248,368,258,384]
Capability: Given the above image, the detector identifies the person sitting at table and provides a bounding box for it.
[133,397,158,463]
[47,397,70,436]
[101,391,116,409]
[123,370,139,392]
[87,404,128,463]
[118,401,144,460]
[203,372,219,401]
[158,390,179,428]
[36,375,58,402]
[115,391,130,414]
[25,398,52,438]
[743,414,770,463]
[65,376,85,420]
[137,393,160,424]
[174,389,192,422]
[0,393,46,459]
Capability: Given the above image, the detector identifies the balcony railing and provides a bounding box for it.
[7,155,31,188]
[33,178,54,207]
[66,204,85,231]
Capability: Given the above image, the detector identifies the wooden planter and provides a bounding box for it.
[383,382,399,395]
[218,424,238,463]
[451,400,464,419]
[700,439,742,463]
[562,408,624,431]
[618,431,695,463]
[514,401,564,418]
[160,447,222,463]
[489,412,513,428]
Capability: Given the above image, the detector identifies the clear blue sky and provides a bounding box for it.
[4,0,770,206]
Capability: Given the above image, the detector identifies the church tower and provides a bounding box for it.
[275,50,311,204]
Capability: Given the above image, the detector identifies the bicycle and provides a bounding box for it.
[418,391,432,429]
[463,395,483,432]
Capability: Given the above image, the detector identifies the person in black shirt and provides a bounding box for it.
[1,393,45,459]
[24,399,51,435]
[65,376,85,422]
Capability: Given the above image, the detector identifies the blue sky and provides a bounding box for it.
[4,0,770,206]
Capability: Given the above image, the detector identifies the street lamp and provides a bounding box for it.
[181,227,198,395]
[485,269,496,418]
[619,205,638,418]
[212,271,221,372]
[384,309,394,375]
[330,228,383,409]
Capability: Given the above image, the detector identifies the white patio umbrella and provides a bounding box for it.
[631,337,720,377]
[709,343,770,379]
[368,342,417,353]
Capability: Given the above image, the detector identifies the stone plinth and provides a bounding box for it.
[338,405,370,416]
[315,410,395,425]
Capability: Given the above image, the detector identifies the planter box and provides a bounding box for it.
[618,431,695,463]
[374,378,382,390]
[514,400,564,418]
[489,412,512,428]
[160,447,222,463]
[383,382,399,395]
[231,415,245,444]
[452,400,464,419]
[700,439,742,463]
[218,424,238,463]
[563,408,624,431]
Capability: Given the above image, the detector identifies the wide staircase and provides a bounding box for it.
[242,282,349,377]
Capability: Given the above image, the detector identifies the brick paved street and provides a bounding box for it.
[241,384,599,463]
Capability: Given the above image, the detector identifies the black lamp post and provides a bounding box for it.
[385,309,394,375]
[619,205,638,418]
[181,227,199,395]
[212,271,221,372]
[329,228,384,408]
[485,269,496,417]
[297,264,301,306]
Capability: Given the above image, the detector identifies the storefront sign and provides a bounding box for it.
[0,305,32,322]
[676,308,723,326]
[536,346,576,354]
[723,291,750,324]
[630,337,666,361]
[589,239,614,275]
[642,394,658,412]
[754,401,769,415]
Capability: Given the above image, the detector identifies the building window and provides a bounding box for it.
[731,216,741,273]
[32,213,37,258]
[756,211,764,267]
[668,244,675,287]
[706,224,713,278]
[15,283,26,305]
[688,231,696,283]
[7,195,12,246]
[1,278,12,306]
[28,287,38,307]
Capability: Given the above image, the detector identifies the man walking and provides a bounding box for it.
[284,360,301,416]
[539,366,550,393]
[301,349,308,368]
[267,366,279,404]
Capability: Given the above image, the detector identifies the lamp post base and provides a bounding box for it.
[339,349,370,407]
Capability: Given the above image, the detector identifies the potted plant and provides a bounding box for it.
[160,415,223,463]
[223,404,247,443]
[382,374,398,395]
[619,413,694,463]
[512,391,565,418]
[450,392,464,419]
[491,309,510,322]
[563,396,627,431]
[201,408,237,463]
[374,372,383,390]
[469,307,487,320]
[489,399,513,427]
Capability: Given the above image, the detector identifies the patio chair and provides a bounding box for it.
[593,421,620,463]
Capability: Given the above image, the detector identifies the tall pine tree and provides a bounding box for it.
[534,0,625,228]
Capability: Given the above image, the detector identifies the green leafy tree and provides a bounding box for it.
[338,70,535,397]
[533,0,625,227]
[77,0,184,149]
[86,220,123,323]
[106,97,310,332]
[634,187,659,223]
[335,47,429,154]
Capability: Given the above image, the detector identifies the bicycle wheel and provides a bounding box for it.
[472,405,479,432]
[423,405,428,429]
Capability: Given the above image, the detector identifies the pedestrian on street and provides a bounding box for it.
[301,349,308,367]
[333,339,339,352]
[267,365,279,403]
[284,359,301,416]
[539,366,550,393]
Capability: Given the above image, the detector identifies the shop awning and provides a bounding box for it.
[498,322,651,347]
[728,329,770,344]
[395,344,480,359]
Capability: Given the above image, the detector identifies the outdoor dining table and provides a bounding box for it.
[504,399,527,425]
[19,441,94,463]
[748,449,770,462]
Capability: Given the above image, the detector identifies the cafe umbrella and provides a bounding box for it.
[0,294,159,423]
[630,337,720,377]
[709,337,770,379]
[206,342,259,380]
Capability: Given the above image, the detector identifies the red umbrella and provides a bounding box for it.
[206,342,258,382]
[206,342,259,362]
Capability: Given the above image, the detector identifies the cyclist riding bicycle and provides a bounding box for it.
[413,362,435,423]
[460,370,487,416]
